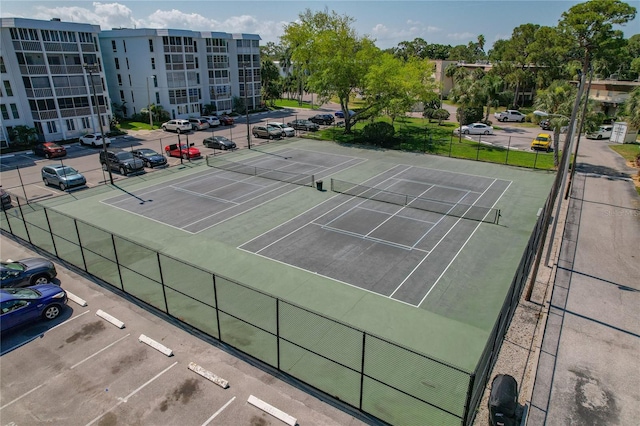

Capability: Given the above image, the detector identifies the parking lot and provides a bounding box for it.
[0,235,370,426]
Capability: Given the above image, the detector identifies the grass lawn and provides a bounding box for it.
[610,143,640,195]
[313,116,557,170]
[117,121,157,131]
[271,99,321,110]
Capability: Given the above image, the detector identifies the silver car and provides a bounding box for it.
[41,165,86,191]
[162,119,191,133]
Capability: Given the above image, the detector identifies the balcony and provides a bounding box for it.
[209,78,230,85]
[13,40,42,51]
[25,88,54,98]
[19,65,48,75]
[81,43,96,52]
[44,42,80,52]
[31,110,59,120]
[60,107,93,117]
[48,65,85,74]
[163,45,183,53]
[55,86,89,97]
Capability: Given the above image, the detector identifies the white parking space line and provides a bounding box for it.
[0,384,44,411]
[49,309,91,331]
[85,361,178,426]
[201,396,236,426]
[70,334,131,370]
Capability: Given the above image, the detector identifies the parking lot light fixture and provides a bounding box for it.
[84,63,113,185]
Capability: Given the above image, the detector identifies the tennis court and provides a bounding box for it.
[102,148,364,233]
[241,163,510,306]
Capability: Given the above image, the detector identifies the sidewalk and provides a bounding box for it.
[474,138,639,425]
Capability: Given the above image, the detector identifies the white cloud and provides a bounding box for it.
[32,2,142,30]
[370,19,443,48]
[447,32,475,41]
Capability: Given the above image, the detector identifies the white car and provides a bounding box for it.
[587,125,613,140]
[201,116,220,127]
[162,119,191,133]
[494,110,526,122]
[453,123,494,135]
[79,133,111,147]
[267,122,295,137]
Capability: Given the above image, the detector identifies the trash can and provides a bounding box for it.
[488,374,519,426]
[316,180,323,191]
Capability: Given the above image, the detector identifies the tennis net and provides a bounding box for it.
[331,178,501,224]
[206,155,314,187]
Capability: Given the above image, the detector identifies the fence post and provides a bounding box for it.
[15,165,28,203]
[533,150,539,169]
[213,274,222,340]
[476,138,481,161]
[462,373,477,426]
[449,135,453,157]
[157,252,169,313]
[276,299,281,370]
[359,332,367,410]
[505,137,512,165]
[43,209,58,258]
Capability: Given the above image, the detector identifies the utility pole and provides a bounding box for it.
[243,66,251,149]
[84,63,113,185]
[147,76,154,129]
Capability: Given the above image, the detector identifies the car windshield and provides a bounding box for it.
[536,136,550,142]
[1,262,25,272]
[137,149,155,156]
[115,152,134,160]
[46,143,62,149]
[1,287,41,298]
[57,166,78,175]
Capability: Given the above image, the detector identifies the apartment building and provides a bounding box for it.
[0,18,111,145]
[98,28,261,120]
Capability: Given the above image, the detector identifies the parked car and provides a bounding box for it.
[0,257,57,288]
[201,116,221,127]
[1,188,12,210]
[165,143,202,159]
[453,123,494,135]
[79,133,111,147]
[131,148,167,168]
[531,133,553,152]
[162,119,191,133]
[99,149,145,175]
[494,110,526,122]
[587,125,613,140]
[32,142,67,159]
[203,136,236,150]
[41,165,87,190]
[539,119,552,130]
[189,118,210,131]
[267,122,295,137]
[287,119,320,131]
[218,115,235,125]
[252,125,284,140]
[309,114,335,125]
[1,284,67,333]
[335,110,356,118]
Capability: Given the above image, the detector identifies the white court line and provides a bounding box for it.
[70,334,131,369]
[0,384,45,410]
[389,179,498,299]
[171,186,239,205]
[355,205,437,225]
[85,361,178,426]
[202,396,236,426]
[417,180,513,306]
[319,223,425,252]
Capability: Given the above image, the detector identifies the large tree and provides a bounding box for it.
[559,0,636,76]
[281,8,381,133]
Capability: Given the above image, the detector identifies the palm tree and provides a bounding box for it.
[533,81,576,167]
[625,87,640,130]
[9,125,38,147]
[481,74,504,122]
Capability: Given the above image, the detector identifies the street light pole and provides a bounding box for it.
[84,63,113,185]
[243,66,251,149]
[146,76,153,129]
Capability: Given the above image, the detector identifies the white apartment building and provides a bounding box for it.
[98,28,261,120]
[0,18,111,145]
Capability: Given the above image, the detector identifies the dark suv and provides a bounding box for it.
[99,150,145,176]
[309,114,335,125]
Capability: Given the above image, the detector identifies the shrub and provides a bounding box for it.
[456,106,483,125]
[362,122,397,148]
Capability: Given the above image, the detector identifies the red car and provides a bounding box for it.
[218,115,235,125]
[164,143,201,159]
[32,142,67,159]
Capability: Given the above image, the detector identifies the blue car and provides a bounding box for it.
[1,284,67,333]
[334,110,355,118]
[131,148,168,168]
[1,257,57,288]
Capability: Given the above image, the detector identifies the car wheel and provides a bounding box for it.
[162,126,167,132]
[45,153,51,159]
[484,131,490,135]
[145,160,151,168]
[43,178,49,186]
[120,166,128,175]
[252,133,258,138]
[182,153,189,159]
[463,130,469,135]
[59,182,66,191]
[102,163,108,171]
[597,135,603,140]
[269,135,275,140]
[31,274,50,285]
[177,128,182,134]
[42,304,62,320]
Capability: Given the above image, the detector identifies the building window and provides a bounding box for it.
[153,75,157,87]
[10,104,18,119]
[155,92,160,104]
[65,119,76,131]
[117,74,122,86]
[128,75,132,86]
[0,104,9,120]
[119,90,125,102]
[151,58,155,70]
[123,40,127,53]
[0,57,6,73]
[115,58,120,70]
[3,81,13,96]
[126,58,129,70]
[81,117,90,128]
[46,121,57,133]
[148,39,154,52]
[131,91,135,103]
[111,40,117,52]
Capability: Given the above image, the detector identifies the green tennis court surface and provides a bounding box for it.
[28,138,554,422]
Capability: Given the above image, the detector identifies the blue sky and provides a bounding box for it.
[2,1,639,51]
